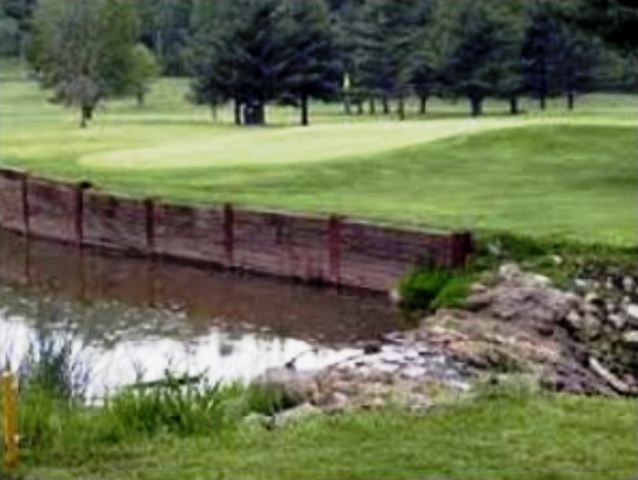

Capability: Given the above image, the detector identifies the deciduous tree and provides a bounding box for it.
[30,0,139,127]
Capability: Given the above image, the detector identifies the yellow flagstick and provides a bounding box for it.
[2,371,18,471]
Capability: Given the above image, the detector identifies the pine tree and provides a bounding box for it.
[522,2,565,110]
[280,0,340,126]
[433,0,517,116]
[1,0,37,58]
[190,0,288,126]
[134,0,194,75]
[356,0,424,119]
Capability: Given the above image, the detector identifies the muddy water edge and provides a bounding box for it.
[0,228,401,398]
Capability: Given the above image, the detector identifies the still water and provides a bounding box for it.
[0,229,399,398]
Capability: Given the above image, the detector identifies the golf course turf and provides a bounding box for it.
[1,60,636,246]
[1,60,638,480]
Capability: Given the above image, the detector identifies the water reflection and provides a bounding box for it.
[0,229,396,397]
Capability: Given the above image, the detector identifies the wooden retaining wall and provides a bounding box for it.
[0,169,473,292]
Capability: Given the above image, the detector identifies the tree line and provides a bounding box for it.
[3,0,637,127]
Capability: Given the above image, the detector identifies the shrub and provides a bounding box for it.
[399,267,471,314]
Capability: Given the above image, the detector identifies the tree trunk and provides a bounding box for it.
[210,103,218,122]
[397,95,405,121]
[356,100,364,115]
[243,100,265,126]
[344,96,352,115]
[300,94,309,126]
[567,90,575,111]
[419,94,428,115]
[80,105,93,128]
[509,97,519,115]
[155,30,164,61]
[234,99,242,126]
[382,95,390,114]
[539,95,547,111]
[137,91,145,108]
[470,96,483,117]
[368,97,376,115]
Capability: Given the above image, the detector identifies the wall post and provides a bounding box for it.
[21,174,29,238]
[223,203,234,267]
[328,215,342,286]
[145,198,156,256]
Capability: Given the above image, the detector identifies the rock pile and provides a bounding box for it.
[257,344,472,414]
[253,263,637,419]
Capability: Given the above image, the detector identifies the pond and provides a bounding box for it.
[0,228,400,399]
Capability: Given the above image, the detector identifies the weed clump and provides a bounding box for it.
[399,267,472,315]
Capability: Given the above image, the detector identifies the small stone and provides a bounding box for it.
[623,276,636,294]
[530,274,552,288]
[550,255,563,266]
[273,403,322,428]
[583,302,602,317]
[584,292,604,307]
[254,368,318,404]
[328,392,349,411]
[574,279,590,291]
[401,366,427,378]
[582,315,602,339]
[565,310,583,331]
[498,263,522,281]
[622,331,638,345]
[363,342,382,355]
[626,305,638,321]
[242,413,271,429]
[366,397,385,409]
[564,310,600,338]
[470,283,489,295]
[608,314,627,330]
[389,289,401,305]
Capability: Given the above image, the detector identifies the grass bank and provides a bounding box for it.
[10,390,637,480]
[2,336,635,480]
[0,60,636,246]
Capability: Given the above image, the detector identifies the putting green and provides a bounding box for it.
[79,117,635,170]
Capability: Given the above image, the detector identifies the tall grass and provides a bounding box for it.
[0,330,298,466]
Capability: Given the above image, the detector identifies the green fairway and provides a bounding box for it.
[1,60,636,246]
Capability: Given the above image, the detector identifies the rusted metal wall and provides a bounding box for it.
[0,169,473,292]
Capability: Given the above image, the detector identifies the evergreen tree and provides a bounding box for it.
[356,0,424,119]
[327,0,366,115]
[560,0,638,54]
[0,7,19,56]
[493,0,527,115]
[522,2,566,110]
[1,0,37,58]
[135,0,194,75]
[280,0,340,126]
[407,0,438,115]
[190,0,288,126]
[523,1,611,110]
[432,0,517,116]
